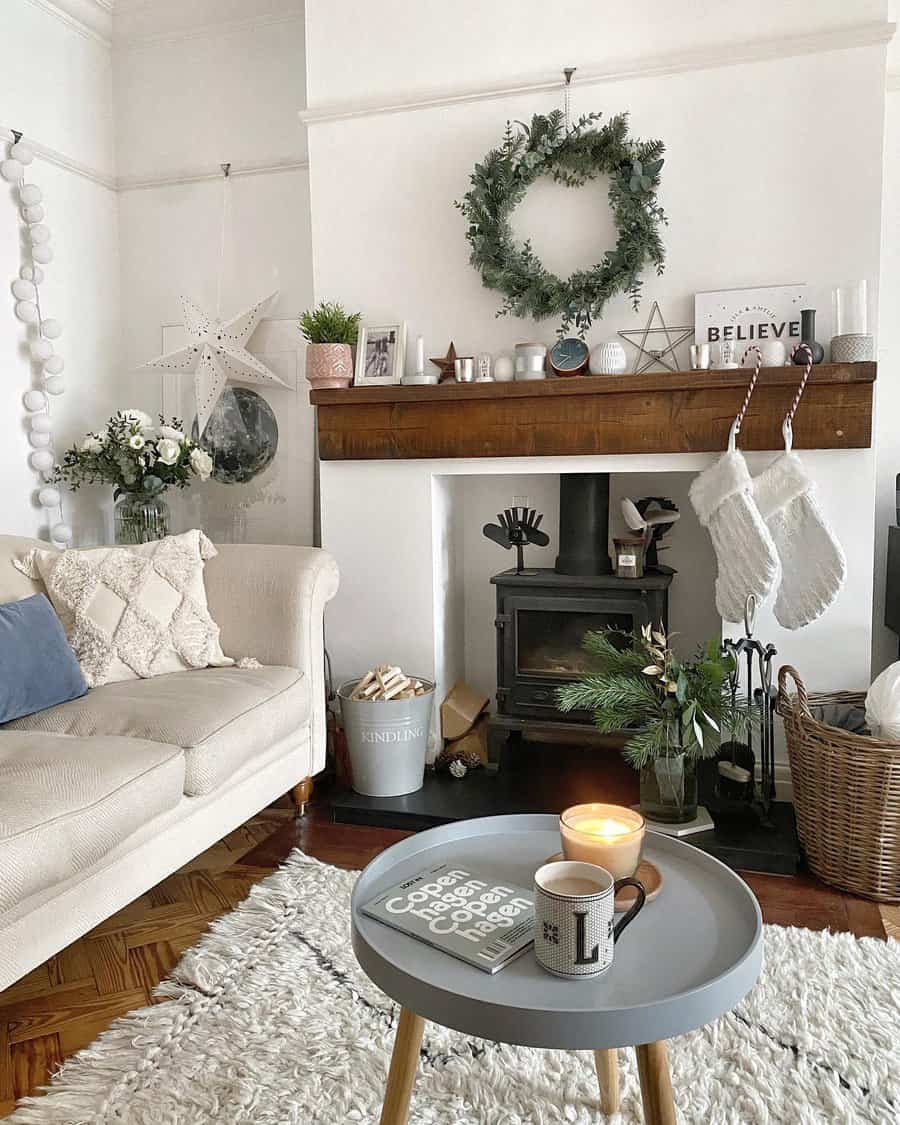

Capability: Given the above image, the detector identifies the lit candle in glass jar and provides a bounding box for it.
[559,803,645,879]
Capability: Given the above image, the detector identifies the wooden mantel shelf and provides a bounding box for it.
[309,362,875,461]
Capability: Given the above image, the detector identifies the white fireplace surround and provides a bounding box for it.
[320,448,875,793]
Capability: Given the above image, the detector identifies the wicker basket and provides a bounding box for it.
[778,665,900,902]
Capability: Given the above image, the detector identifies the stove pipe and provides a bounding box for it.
[555,473,613,575]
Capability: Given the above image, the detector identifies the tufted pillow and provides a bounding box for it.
[14,530,233,688]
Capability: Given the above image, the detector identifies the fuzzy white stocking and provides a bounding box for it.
[689,449,780,623]
[753,451,846,629]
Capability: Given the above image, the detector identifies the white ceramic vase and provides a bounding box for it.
[589,341,628,375]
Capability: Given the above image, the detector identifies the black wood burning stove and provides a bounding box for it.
[487,473,674,768]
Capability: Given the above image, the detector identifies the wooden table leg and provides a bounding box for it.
[635,1040,676,1125]
[379,1007,424,1125]
[593,1048,619,1114]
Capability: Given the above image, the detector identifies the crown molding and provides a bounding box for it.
[300,20,897,126]
[0,126,115,189]
[116,156,309,192]
[114,8,302,50]
[23,0,113,46]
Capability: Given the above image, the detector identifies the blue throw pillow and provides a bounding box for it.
[0,594,88,724]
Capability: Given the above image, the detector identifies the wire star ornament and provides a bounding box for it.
[142,291,288,436]
[618,301,694,375]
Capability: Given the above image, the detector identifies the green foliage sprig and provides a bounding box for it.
[455,109,667,337]
[298,301,361,345]
[53,411,212,501]
[557,624,756,769]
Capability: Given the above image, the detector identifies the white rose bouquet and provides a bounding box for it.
[54,410,213,499]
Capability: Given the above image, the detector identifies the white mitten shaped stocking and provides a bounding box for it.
[753,450,846,630]
[689,450,780,623]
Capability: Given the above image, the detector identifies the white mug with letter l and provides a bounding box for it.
[533,860,646,978]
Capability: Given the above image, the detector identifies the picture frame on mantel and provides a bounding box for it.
[354,321,406,386]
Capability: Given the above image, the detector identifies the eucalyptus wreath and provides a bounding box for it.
[456,110,667,336]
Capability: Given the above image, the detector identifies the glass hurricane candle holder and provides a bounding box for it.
[559,803,645,879]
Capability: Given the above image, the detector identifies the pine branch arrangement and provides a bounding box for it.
[557,624,756,770]
[456,109,667,336]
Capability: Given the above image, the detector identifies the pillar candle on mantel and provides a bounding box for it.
[415,334,425,375]
[559,803,645,879]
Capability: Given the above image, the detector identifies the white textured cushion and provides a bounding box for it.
[15,530,232,688]
[6,665,309,797]
[0,731,184,913]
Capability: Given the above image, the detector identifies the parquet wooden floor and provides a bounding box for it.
[0,791,896,1118]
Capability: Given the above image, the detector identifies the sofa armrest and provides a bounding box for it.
[203,544,339,773]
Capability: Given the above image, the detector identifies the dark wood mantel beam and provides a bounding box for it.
[309,362,875,461]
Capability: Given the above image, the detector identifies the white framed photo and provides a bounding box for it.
[354,322,406,386]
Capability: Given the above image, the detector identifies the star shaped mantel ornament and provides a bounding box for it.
[618,301,694,375]
[429,341,458,382]
[143,291,288,436]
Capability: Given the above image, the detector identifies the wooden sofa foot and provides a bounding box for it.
[291,778,313,818]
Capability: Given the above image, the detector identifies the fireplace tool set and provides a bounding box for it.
[711,593,778,826]
[483,503,549,575]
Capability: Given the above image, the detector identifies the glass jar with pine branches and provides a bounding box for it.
[557,624,756,823]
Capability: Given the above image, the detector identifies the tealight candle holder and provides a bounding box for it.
[559,803,645,880]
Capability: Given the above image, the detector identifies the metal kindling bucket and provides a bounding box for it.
[338,677,435,797]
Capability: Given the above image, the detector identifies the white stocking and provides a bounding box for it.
[689,450,780,623]
[753,451,846,630]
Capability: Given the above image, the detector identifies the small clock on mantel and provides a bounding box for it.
[548,336,589,377]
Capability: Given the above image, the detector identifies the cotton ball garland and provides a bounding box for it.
[29,430,51,448]
[21,264,44,284]
[10,141,34,164]
[44,375,65,395]
[31,414,52,434]
[28,224,50,244]
[41,318,62,339]
[1,159,24,182]
[30,449,54,472]
[23,389,47,412]
[11,279,35,300]
[51,523,72,544]
[38,486,60,508]
[14,300,39,323]
[31,243,53,264]
[19,184,42,205]
[23,205,44,223]
[31,339,53,361]
[43,355,64,375]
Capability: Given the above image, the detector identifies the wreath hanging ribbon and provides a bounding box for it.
[456,110,667,337]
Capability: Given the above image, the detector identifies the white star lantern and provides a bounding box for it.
[143,291,287,436]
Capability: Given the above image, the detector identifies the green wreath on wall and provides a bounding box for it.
[456,110,667,337]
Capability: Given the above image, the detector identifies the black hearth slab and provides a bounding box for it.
[330,774,802,875]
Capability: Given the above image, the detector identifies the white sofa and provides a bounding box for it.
[0,536,339,991]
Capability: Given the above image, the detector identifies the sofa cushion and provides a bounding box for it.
[15,530,233,688]
[5,665,308,797]
[0,731,184,914]
[0,594,87,723]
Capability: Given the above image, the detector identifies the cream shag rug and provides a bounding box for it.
[9,852,900,1125]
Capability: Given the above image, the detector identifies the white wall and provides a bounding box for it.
[1,0,119,543]
[872,83,900,674]
[307,3,890,705]
[113,0,316,545]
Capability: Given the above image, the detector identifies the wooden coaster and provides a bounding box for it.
[614,860,662,912]
[541,853,663,912]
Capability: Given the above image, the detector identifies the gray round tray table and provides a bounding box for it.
[352,813,763,1125]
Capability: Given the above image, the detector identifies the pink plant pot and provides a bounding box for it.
[306,342,353,389]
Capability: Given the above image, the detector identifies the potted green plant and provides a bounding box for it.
[299,301,361,389]
[557,624,755,823]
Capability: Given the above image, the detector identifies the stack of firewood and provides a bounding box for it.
[350,664,428,702]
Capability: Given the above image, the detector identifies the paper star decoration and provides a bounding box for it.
[429,341,458,382]
[618,301,694,375]
[143,291,287,435]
